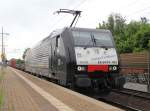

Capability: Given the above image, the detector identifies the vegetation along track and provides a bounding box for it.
[95,88,150,111]
[0,66,5,110]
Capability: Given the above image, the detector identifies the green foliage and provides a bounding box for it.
[134,24,150,50]
[0,71,4,110]
[16,59,24,65]
[97,13,150,53]
[0,90,3,110]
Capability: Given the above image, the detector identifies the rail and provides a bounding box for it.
[94,88,150,111]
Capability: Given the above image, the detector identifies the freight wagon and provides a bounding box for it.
[8,58,16,68]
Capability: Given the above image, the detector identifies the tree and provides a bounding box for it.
[114,13,126,36]
[97,13,150,53]
[134,24,150,51]
[141,17,148,24]
[107,14,115,34]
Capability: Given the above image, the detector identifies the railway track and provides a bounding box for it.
[16,68,150,111]
[30,72,150,111]
[112,88,150,100]
[97,96,140,111]
[95,88,150,111]
[56,81,150,111]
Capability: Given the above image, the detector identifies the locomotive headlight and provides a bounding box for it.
[113,66,117,71]
[77,66,82,71]
[77,66,86,71]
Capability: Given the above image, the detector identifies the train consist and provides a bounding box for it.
[22,27,124,89]
[8,58,25,70]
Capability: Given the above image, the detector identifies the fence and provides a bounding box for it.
[119,51,150,91]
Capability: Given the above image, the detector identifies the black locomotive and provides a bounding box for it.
[25,27,125,89]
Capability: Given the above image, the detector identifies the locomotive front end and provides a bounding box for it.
[71,28,124,89]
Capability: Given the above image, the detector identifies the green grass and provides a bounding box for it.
[0,90,3,110]
[0,68,5,82]
[0,75,3,82]
[0,68,4,110]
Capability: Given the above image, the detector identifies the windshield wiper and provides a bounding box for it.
[91,34,96,46]
[92,35,108,50]
[83,34,108,50]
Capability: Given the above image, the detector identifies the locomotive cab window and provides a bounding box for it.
[72,30,114,47]
[92,32,114,47]
[72,31,93,46]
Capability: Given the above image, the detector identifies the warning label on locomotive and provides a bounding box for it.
[75,47,118,65]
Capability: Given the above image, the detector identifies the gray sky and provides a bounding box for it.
[0,0,150,60]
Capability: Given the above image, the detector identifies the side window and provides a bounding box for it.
[56,35,60,48]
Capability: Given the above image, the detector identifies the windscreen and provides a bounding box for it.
[72,30,114,47]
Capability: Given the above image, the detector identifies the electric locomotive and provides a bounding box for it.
[25,27,125,89]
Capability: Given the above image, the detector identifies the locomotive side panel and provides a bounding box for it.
[25,49,32,72]
[48,31,68,86]
[25,37,50,77]
[60,29,76,86]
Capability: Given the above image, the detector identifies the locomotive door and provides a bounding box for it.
[51,35,60,77]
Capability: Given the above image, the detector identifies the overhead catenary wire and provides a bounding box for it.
[120,0,141,11]
[49,0,88,30]
[116,0,150,21]
[126,6,150,17]
[72,0,88,10]
[97,0,150,22]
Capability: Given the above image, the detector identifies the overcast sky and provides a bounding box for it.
[0,0,150,60]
